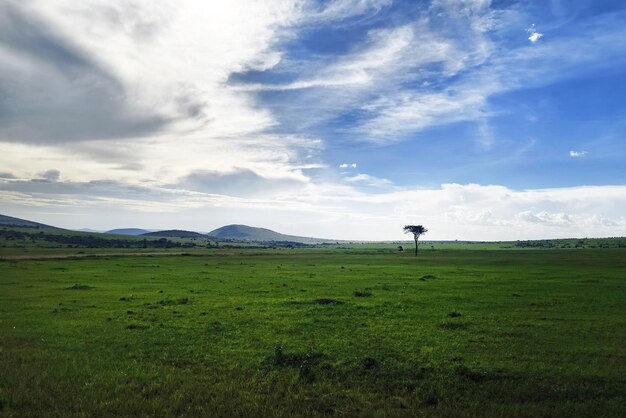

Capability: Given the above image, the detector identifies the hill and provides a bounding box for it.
[0,214,58,229]
[207,224,334,244]
[105,228,150,236]
[141,230,206,239]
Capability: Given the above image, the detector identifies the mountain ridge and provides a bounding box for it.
[0,214,59,229]
[207,224,336,244]
[142,230,206,238]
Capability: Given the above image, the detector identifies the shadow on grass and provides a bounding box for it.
[65,284,92,290]
[286,298,345,306]
[354,290,373,297]
[439,322,469,330]
[157,298,190,306]
[126,324,149,330]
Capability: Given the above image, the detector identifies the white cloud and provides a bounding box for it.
[231,5,626,147]
[528,32,543,43]
[569,150,588,157]
[179,168,307,198]
[515,210,572,226]
[344,173,394,188]
[236,24,420,93]
[350,12,626,142]
[0,0,318,185]
[1,1,303,143]
[0,133,322,188]
[527,24,543,43]
[339,163,357,168]
[233,12,488,142]
[252,2,498,142]
[357,90,487,142]
[309,0,392,22]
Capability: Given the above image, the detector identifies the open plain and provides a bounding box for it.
[1,246,624,416]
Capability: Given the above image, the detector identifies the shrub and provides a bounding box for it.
[354,290,373,297]
[313,298,343,305]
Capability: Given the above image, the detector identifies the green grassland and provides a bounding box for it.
[1,245,625,417]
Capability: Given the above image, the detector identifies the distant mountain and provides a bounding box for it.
[207,224,333,244]
[78,228,102,233]
[141,230,206,238]
[105,228,151,236]
[0,214,59,229]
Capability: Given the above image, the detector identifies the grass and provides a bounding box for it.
[0,247,625,416]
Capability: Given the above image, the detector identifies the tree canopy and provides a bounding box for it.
[403,225,427,236]
[403,225,428,256]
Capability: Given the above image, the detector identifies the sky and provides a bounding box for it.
[1,0,625,240]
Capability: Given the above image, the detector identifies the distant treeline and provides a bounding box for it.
[0,229,194,249]
[269,241,315,248]
[213,238,316,249]
[515,238,626,248]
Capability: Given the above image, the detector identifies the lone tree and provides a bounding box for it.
[403,225,428,256]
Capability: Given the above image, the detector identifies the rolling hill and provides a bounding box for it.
[206,224,335,244]
[141,230,206,239]
[0,214,59,229]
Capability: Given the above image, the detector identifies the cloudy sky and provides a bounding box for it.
[1,0,625,240]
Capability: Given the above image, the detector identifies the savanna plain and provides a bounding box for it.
[1,244,625,417]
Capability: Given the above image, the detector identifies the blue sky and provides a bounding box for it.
[0,0,625,240]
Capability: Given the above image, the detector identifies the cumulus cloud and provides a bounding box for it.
[386,183,626,239]
[0,2,166,144]
[179,168,307,198]
[0,1,328,196]
[515,210,572,226]
[339,163,357,168]
[0,0,303,146]
[527,24,543,43]
[569,150,588,157]
[0,134,321,190]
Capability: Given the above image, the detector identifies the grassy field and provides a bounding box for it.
[1,247,625,417]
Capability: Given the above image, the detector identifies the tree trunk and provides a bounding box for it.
[414,236,418,256]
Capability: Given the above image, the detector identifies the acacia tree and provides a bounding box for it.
[403,225,428,256]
